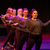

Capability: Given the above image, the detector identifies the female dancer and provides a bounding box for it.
[1,7,13,46]
[13,9,50,50]
[1,9,17,50]
[14,8,29,50]
[14,8,23,50]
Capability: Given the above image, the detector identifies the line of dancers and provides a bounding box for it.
[1,7,50,50]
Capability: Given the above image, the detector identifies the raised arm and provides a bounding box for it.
[1,16,6,24]
[41,20,50,26]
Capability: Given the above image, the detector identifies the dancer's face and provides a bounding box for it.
[31,11,38,19]
[18,10,23,15]
[12,10,16,15]
[23,10,28,17]
[9,9,12,14]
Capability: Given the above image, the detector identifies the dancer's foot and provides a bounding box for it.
[7,42,10,46]
[1,47,4,50]
[9,45,13,49]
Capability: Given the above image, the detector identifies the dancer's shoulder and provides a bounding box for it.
[37,19,42,23]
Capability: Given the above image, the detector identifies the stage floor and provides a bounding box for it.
[0,34,50,50]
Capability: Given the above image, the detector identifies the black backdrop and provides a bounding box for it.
[0,0,50,35]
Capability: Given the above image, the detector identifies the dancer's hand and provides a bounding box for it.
[1,14,4,16]
[14,23,18,25]
[9,20,13,23]
[1,15,4,18]
[1,14,6,18]
[12,23,18,25]
[49,20,50,22]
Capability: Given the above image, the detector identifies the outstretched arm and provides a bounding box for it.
[12,20,29,29]
[42,20,50,26]
[1,16,6,24]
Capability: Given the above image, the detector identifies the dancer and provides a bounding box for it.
[14,8,23,50]
[13,9,50,50]
[9,9,17,48]
[1,9,17,50]
[15,8,29,50]
[1,7,13,46]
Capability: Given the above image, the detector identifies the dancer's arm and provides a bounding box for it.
[1,16,6,24]
[1,14,8,23]
[41,20,50,26]
[12,20,29,29]
[1,15,13,26]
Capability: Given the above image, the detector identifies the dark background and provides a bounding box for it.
[0,0,50,35]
